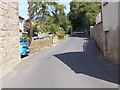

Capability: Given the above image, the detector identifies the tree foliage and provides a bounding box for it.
[68,2,101,31]
[25,2,72,37]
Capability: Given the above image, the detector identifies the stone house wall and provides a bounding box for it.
[102,2,119,64]
[90,2,119,64]
[0,2,21,77]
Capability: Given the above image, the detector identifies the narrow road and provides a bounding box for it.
[3,32,118,88]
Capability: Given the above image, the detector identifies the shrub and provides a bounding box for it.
[22,34,29,38]
[57,34,65,40]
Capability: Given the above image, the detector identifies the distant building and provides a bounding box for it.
[19,16,25,35]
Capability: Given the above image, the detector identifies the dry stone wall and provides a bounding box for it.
[30,37,52,55]
[30,36,58,55]
[0,2,21,77]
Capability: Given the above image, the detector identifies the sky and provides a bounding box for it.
[18,0,71,20]
[18,0,29,20]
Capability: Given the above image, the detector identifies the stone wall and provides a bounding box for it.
[90,21,119,64]
[52,36,59,45]
[30,36,58,55]
[90,22,104,53]
[85,29,90,37]
[30,37,52,55]
[0,2,21,77]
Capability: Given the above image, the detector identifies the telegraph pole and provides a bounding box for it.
[28,0,32,41]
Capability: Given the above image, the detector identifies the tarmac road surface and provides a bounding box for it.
[2,32,118,88]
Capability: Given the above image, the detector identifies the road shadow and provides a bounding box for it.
[54,34,118,84]
[69,32,87,38]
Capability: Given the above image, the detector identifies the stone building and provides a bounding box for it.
[90,2,120,64]
[0,2,21,77]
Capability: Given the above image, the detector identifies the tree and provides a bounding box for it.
[28,2,72,36]
[68,2,101,31]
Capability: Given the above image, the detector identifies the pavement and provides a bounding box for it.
[2,32,118,88]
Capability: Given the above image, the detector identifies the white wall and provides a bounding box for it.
[102,2,118,31]
[19,19,24,32]
[102,2,119,63]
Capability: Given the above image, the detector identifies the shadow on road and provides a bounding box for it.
[54,32,118,84]
[69,32,87,38]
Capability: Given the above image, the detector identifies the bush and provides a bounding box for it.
[22,34,29,38]
[57,34,65,40]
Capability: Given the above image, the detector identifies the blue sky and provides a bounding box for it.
[18,0,70,20]
[18,0,29,20]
